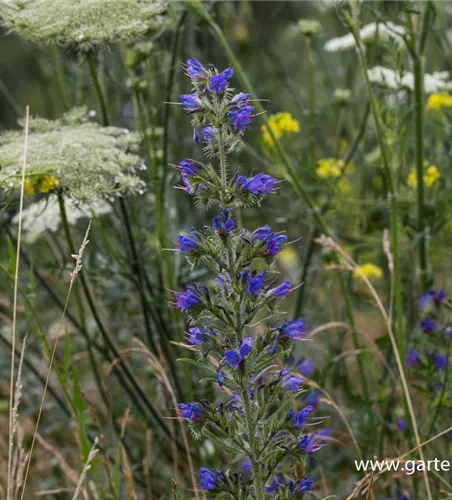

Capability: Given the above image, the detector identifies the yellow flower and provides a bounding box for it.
[24,178,35,195]
[424,165,440,187]
[316,158,344,179]
[278,247,299,268]
[353,263,383,280]
[39,175,59,193]
[262,112,300,146]
[426,93,452,112]
[407,166,440,189]
[337,178,351,194]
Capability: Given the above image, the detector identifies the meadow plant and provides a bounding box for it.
[172,59,326,498]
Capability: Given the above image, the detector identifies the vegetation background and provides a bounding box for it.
[0,0,451,498]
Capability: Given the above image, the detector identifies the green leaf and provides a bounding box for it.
[177,358,216,374]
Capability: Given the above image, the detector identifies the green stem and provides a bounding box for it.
[241,386,265,500]
[305,35,315,161]
[51,44,71,111]
[85,50,109,127]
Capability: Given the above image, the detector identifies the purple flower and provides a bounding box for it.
[180,93,202,112]
[215,273,231,293]
[292,405,314,428]
[224,350,242,368]
[178,158,200,177]
[178,402,203,420]
[193,128,200,145]
[397,416,406,432]
[217,368,226,387]
[202,126,217,142]
[236,172,279,196]
[265,475,284,493]
[177,230,200,252]
[281,369,303,392]
[230,92,251,106]
[299,434,315,452]
[187,327,209,347]
[243,270,266,295]
[241,458,252,473]
[213,209,235,235]
[209,67,234,93]
[184,58,206,81]
[421,319,436,333]
[174,285,205,311]
[280,319,306,340]
[293,477,314,494]
[199,467,224,491]
[239,337,255,357]
[298,359,314,376]
[435,353,447,370]
[228,105,255,132]
[267,281,292,299]
[251,225,287,255]
[406,347,420,368]
[306,390,321,406]
[420,289,446,308]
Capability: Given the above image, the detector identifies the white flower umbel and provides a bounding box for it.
[13,195,112,242]
[324,22,406,52]
[367,65,452,94]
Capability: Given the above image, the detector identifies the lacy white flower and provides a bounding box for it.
[0,107,145,202]
[324,22,406,52]
[0,0,167,45]
[13,195,112,242]
[367,66,452,94]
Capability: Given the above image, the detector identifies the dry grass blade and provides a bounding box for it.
[20,221,92,500]
[72,437,99,500]
[7,106,29,500]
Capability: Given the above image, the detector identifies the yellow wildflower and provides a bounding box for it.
[24,178,35,195]
[337,178,351,194]
[278,247,299,268]
[39,175,59,193]
[426,93,452,112]
[262,112,300,146]
[353,263,383,280]
[316,158,344,179]
[407,165,440,189]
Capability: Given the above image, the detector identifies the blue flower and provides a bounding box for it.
[209,67,234,93]
[435,353,447,370]
[306,390,321,406]
[421,319,436,333]
[236,172,279,196]
[230,92,251,106]
[251,225,287,255]
[202,126,217,142]
[265,475,284,493]
[215,273,232,293]
[280,319,306,340]
[292,405,314,428]
[178,402,203,420]
[267,281,292,299]
[180,93,202,112]
[242,270,266,295]
[199,467,224,491]
[224,350,242,368]
[293,477,314,494]
[241,458,252,473]
[239,337,255,357]
[420,289,446,308]
[193,128,200,145]
[184,58,206,81]
[397,416,406,432]
[177,229,200,252]
[228,105,255,132]
[281,369,303,392]
[187,327,209,347]
[406,347,420,368]
[298,359,314,375]
[217,368,226,387]
[174,285,205,311]
[299,434,315,452]
[178,158,200,177]
[213,209,235,235]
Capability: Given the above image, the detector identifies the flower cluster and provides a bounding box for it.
[405,288,450,418]
[426,93,452,112]
[407,165,441,189]
[171,59,326,498]
[261,111,300,147]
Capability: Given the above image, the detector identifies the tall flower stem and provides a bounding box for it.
[305,35,316,161]
[241,384,265,500]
